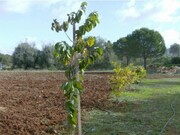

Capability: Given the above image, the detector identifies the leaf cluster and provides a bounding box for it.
[61,79,83,128]
[51,2,99,41]
[52,2,102,131]
[76,12,99,38]
[132,66,146,83]
[51,2,87,32]
[110,62,146,96]
[57,39,102,129]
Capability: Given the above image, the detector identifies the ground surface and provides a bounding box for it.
[83,77,180,135]
[0,72,111,135]
[0,72,180,135]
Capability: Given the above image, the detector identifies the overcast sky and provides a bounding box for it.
[0,0,180,54]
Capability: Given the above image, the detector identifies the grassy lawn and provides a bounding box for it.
[82,78,180,135]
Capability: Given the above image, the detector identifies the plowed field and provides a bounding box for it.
[0,72,111,135]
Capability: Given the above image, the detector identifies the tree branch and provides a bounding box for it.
[64,31,73,43]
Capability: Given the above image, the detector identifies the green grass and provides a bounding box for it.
[82,78,180,135]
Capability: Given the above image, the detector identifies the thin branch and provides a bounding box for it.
[64,31,73,43]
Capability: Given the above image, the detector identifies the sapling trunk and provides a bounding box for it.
[77,88,82,135]
[76,60,82,135]
[73,23,82,135]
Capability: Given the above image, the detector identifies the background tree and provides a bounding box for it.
[169,43,180,57]
[87,37,116,69]
[130,28,166,69]
[0,53,12,68]
[12,42,37,69]
[102,40,117,69]
[113,34,139,66]
[51,2,102,134]
[35,44,55,69]
[42,45,54,69]
[34,49,43,69]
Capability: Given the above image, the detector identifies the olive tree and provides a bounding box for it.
[0,53,12,67]
[12,42,37,69]
[51,2,102,134]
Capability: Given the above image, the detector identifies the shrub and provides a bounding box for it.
[110,62,146,96]
[132,66,146,83]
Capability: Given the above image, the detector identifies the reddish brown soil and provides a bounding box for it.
[0,72,111,135]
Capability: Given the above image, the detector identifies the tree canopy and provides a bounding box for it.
[113,34,139,66]
[38,45,54,69]
[130,28,166,69]
[12,42,55,70]
[12,43,37,69]
[0,53,12,67]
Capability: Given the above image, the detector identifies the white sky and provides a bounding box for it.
[0,0,180,54]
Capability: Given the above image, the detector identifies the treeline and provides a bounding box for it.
[0,53,12,69]
[12,43,55,70]
[1,37,117,70]
[0,27,180,70]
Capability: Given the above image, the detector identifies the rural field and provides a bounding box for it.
[0,71,180,135]
[0,72,110,135]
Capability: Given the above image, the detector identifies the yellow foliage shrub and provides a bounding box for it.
[110,62,146,96]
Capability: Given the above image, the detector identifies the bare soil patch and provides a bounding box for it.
[0,72,111,135]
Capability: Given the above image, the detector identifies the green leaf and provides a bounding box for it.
[54,41,74,66]
[65,100,73,112]
[63,21,69,32]
[65,70,70,79]
[89,55,95,63]
[75,41,84,53]
[76,10,83,23]
[81,2,87,12]
[51,19,62,32]
[87,37,95,47]
[75,81,83,91]
[95,47,103,55]
[81,2,87,7]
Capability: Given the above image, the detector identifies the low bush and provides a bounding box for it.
[132,66,146,83]
[110,62,146,96]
